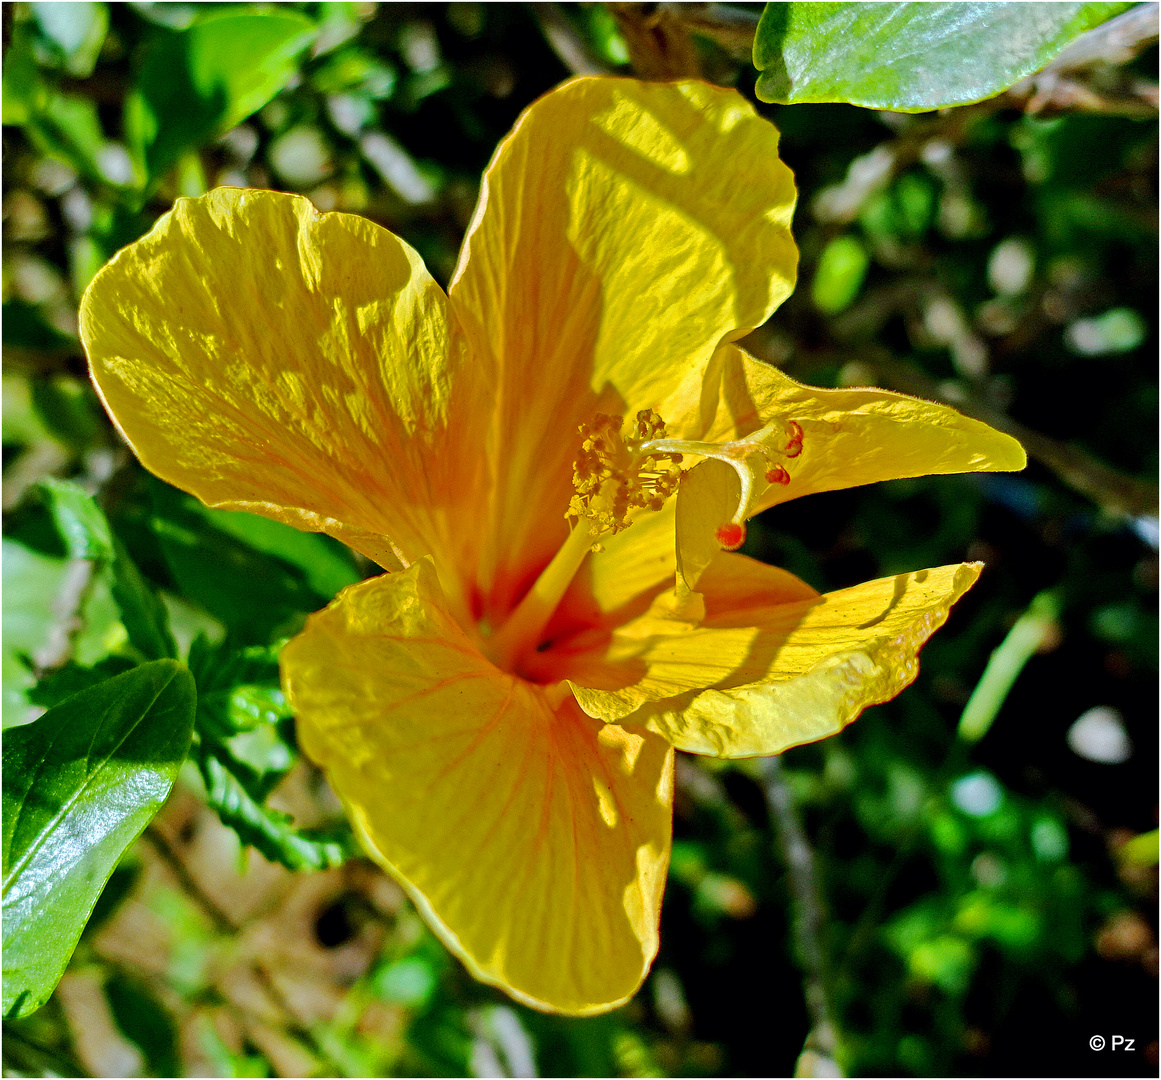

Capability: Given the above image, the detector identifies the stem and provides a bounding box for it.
[142,827,345,1075]
[143,825,237,935]
[484,520,597,671]
[761,756,843,1076]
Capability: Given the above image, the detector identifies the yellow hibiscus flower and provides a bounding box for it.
[79,76,1025,1015]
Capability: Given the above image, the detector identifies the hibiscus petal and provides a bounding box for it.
[673,345,1026,589]
[80,188,488,610]
[569,562,980,757]
[283,559,674,1015]
[449,77,797,613]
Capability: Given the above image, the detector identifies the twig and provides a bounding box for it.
[761,756,843,1077]
[529,3,616,76]
[1029,3,1159,75]
[33,557,98,676]
[29,448,129,683]
[862,355,1159,520]
[142,826,343,1075]
[656,2,760,59]
[607,2,704,79]
[143,825,239,935]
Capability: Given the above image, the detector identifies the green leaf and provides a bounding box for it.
[196,503,360,602]
[1,301,77,353]
[40,480,176,661]
[41,479,114,561]
[126,10,316,181]
[29,376,103,453]
[0,27,48,126]
[2,538,121,729]
[29,657,136,711]
[104,970,181,1078]
[2,660,196,1018]
[811,233,870,314]
[958,590,1061,743]
[3,540,69,729]
[2,23,129,191]
[31,1,109,78]
[196,750,350,872]
[149,480,357,644]
[754,2,1132,111]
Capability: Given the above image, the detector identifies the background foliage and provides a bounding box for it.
[2,3,1157,1077]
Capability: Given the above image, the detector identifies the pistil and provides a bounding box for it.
[639,419,803,547]
[484,518,599,671]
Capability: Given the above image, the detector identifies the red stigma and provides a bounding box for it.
[785,420,804,458]
[765,464,791,485]
[715,522,746,550]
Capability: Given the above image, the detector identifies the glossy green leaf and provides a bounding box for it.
[125,10,316,181]
[2,660,196,1018]
[754,2,1132,111]
[41,480,176,660]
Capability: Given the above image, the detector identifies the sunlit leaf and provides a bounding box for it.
[1,538,121,729]
[2,660,195,1017]
[31,1,109,78]
[958,590,1060,743]
[811,233,869,314]
[126,10,316,181]
[41,479,176,661]
[754,2,1132,111]
[1,27,48,126]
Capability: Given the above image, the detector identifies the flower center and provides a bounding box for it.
[483,409,803,672]
[570,409,804,551]
[568,410,685,535]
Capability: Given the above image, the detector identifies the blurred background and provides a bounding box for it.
[2,3,1157,1076]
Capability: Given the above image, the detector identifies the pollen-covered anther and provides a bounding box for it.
[715,522,746,550]
[784,420,804,458]
[569,410,683,533]
[633,416,806,550]
[765,464,790,485]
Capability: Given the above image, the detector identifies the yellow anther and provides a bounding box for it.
[569,410,683,534]
[569,410,805,546]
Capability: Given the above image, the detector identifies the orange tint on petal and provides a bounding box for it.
[282,559,674,1015]
[449,77,797,615]
[80,188,488,611]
